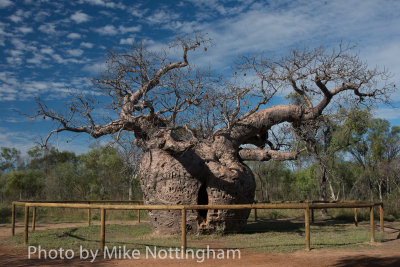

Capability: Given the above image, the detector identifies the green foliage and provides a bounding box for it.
[292,165,319,200]
[3,169,44,200]
[0,144,142,203]
[0,205,12,223]
[249,160,297,202]
[27,147,77,171]
[79,146,127,200]
[0,147,21,172]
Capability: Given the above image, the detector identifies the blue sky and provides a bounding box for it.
[0,0,399,154]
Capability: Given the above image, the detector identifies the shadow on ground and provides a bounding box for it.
[0,253,111,267]
[242,219,304,234]
[333,255,400,267]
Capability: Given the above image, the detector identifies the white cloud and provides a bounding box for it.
[186,0,253,17]
[17,26,33,34]
[94,24,141,36]
[67,32,82,39]
[83,61,106,74]
[27,53,47,65]
[0,74,74,102]
[41,47,54,55]
[33,10,50,22]
[0,83,17,94]
[0,127,35,154]
[52,54,64,63]
[10,38,26,50]
[5,38,39,65]
[70,11,90,23]
[6,56,22,65]
[0,22,8,46]
[80,42,94,48]
[67,48,84,57]
[0,0,13,8]
[120,37,135,45]
[0,71,17,84]
[164,0,400,76]
[8,49,23,57]
[6,47,25,65]
[1,116,28,123]
[38,23,57,35]
[25,81,53,92]
[129,6,147,18]
[146,9,180,25]
[118,25,141,34]
[361,41,400,101]
[9,14,23,23]
[79,0,124,9]
[94,25,118,35]
[9,9,31,23]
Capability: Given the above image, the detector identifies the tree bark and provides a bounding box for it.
[139,142,256,234]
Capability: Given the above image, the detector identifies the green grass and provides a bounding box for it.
[219,220,385,253]
[4,218,387,254]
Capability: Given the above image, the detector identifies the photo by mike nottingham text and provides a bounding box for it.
[28,245,241,263]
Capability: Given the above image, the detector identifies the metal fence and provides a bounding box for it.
[11,200,384,252]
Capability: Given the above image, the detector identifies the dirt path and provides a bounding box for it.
[0,222,399,266]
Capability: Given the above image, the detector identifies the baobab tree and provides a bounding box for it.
[34,35,393,234]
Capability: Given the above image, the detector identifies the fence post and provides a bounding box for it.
[31,207,36,231]
[100,208,106,251]
[254,208,258,222]
[370,205,375,243]
[181,208,187,254]
[24,205,29,244]
[305,206,310,251]
[11,202,15,236]
[138,209,141,223]
[379,203,384,232]
[87,202,91,226]
[354,208,358,227]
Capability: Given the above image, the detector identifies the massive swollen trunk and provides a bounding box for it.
[139,146,256,234]
[137,106,304,234]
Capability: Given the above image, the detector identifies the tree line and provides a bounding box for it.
[0,144,142,203]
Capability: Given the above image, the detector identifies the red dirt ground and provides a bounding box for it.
[1,222,399,267]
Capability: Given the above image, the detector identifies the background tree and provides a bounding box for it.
[292,106,372,216]
[112,133,143,200]
[3,170,43,201]
[248,160,294,202]
[79,145,127,200]
[348,117,400,201]
[33,36,394,234]
[0,147,22,172]
[0,147,23,202]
